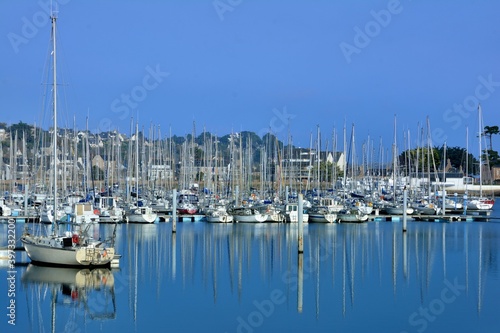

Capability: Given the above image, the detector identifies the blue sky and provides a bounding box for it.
[1,0,499,157]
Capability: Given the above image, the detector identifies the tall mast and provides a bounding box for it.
[317,125,320,195]
[478,104,483,197]
[342,121,347,191]
[465,126,469,194]
[136,122,139,205]
[51,10,58,231]
[392,115,397,206]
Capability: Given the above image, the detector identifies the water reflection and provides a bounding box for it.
[140,222,498,325]
[21,264,115,332]
[14,218,496,332]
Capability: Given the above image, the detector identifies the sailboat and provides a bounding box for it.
[124,123,158,223]
[21,11,117,267]
[467,104,495,211]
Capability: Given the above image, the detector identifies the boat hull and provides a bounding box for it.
[233,213,268,223]
[337,213,369,223]
[126,213,157,223]
[21,237,114,267]
[308,213,335,223]
[206,214,234,223]
[125,207,157,223]
[286,212,310,223]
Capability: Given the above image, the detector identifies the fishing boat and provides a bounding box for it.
[95,196,124,223]
[21,11,117,267]
[177,192,199,215]
[283,203,310,223]
[70,202,100,224]
[177,201,198,215]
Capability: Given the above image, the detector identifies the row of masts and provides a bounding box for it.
[2,113,492,206]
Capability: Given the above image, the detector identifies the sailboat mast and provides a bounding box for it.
[478,104,483,197]
[136,122,139,205]
[51,11,58,231]
[393,115,397,205]
[465,126,469,194]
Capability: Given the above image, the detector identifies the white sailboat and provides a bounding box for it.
[124,123,158,224]
[21,11,116,267]
[467,104,495,211]
[205,204,234,223]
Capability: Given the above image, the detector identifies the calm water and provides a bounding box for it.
[1,206,500,333]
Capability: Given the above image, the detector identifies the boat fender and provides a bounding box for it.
[72,234,80,245]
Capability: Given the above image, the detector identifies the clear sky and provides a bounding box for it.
[1,0,499,158]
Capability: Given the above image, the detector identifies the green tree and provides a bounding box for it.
[483,125,499,151]
[484,149,500,166]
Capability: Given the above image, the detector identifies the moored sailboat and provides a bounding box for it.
[21,11,117,268]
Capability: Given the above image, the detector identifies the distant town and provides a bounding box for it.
[0,121,499,196]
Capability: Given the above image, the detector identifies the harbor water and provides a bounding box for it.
[1,204,499,332]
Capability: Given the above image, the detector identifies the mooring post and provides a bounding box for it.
[298,193,304,253]
[297,252,303,313]
[172,189,177,233]
[403,187,407,232]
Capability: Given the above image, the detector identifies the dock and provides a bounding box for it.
[0,216,40,223]
[370,213,497,223]
[157,213,205,222]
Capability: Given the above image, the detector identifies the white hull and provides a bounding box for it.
[125,206,157,223]
[286,212,310,223]
[233,213,268,223]
[467,199,494,210]
[126,213,157,223]
[265,212,285,223]
[206,214,234,223]
[99,214,122,223]
[21,235,115,267]
[308,213,336,223]
[338,213,369,223]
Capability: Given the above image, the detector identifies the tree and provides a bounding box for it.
[483,125,499,151]
[398,146,478,174]
[484,149,500,166]
[436,146,478,172]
